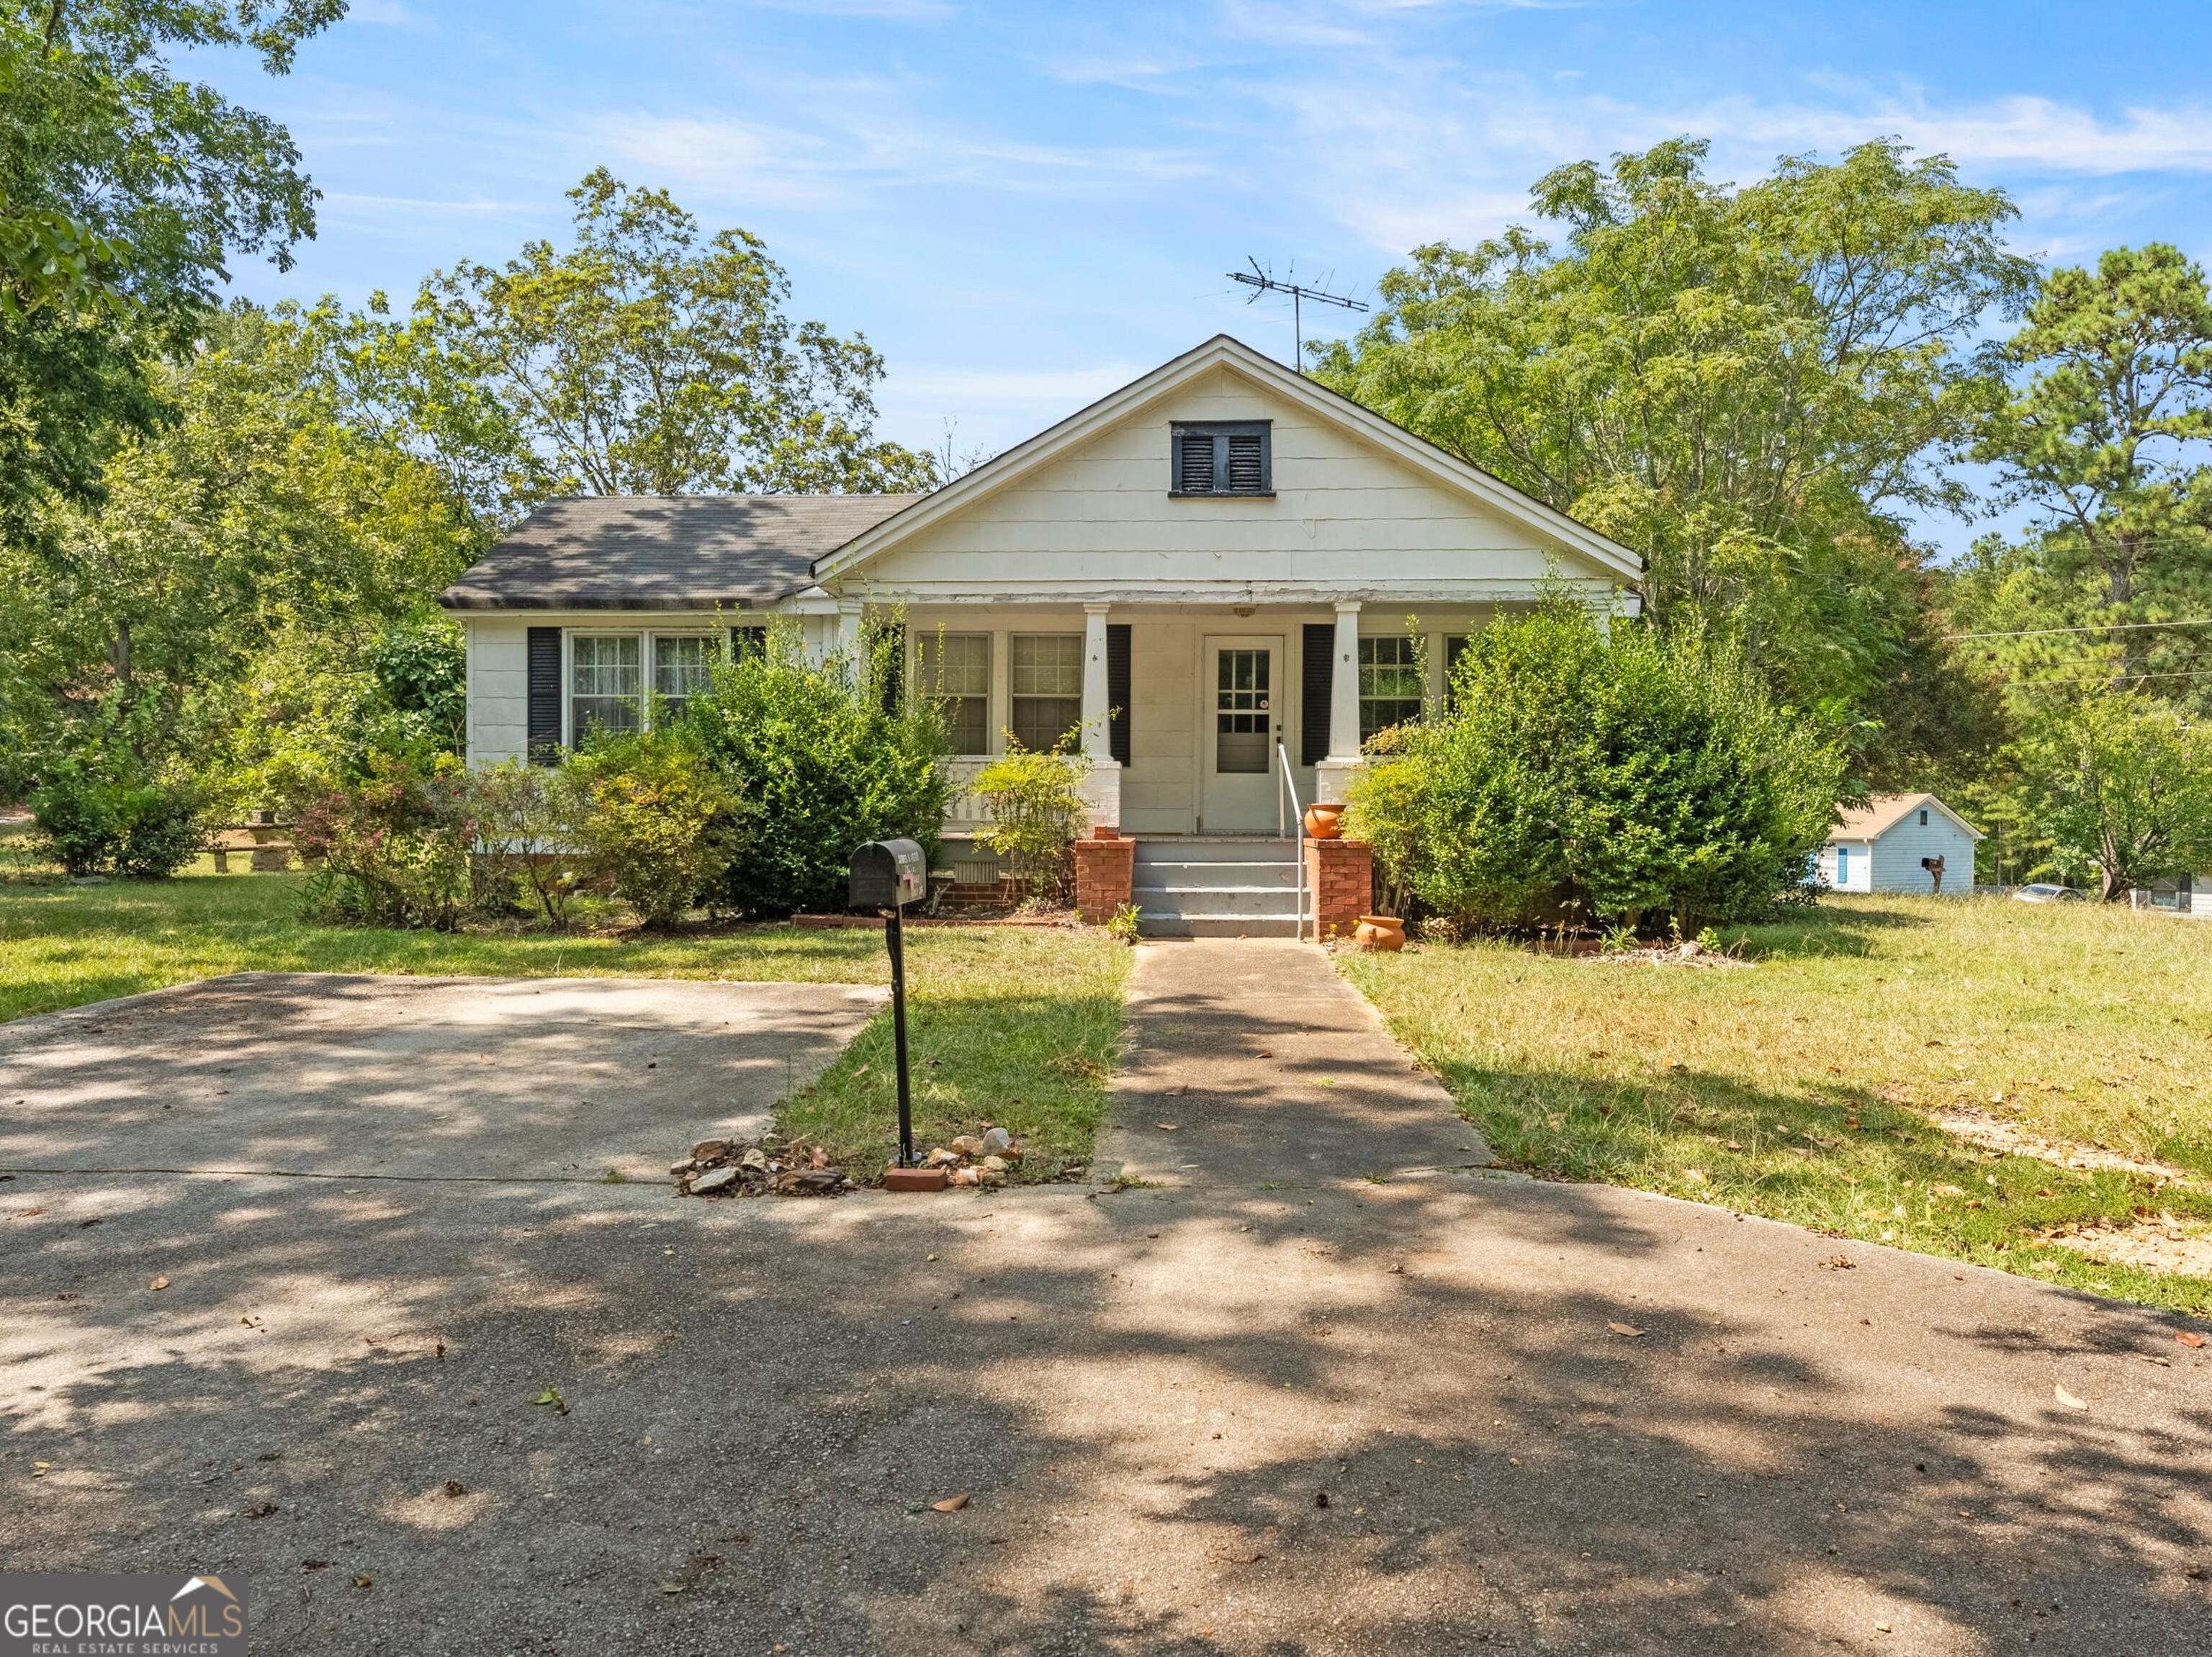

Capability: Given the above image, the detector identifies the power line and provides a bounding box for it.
[1951,616,2212,639]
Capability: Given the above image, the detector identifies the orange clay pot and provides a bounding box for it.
[1303,802,1346,840]
[1354,915,1406,952]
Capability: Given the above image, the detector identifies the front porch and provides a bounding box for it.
[918,600,1500,845]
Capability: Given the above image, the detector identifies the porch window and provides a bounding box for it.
[1358,636,1424,741]
[918,633,992,755]
[1443,634,1470,707]
[1010,634,1083,751]
[571,634,642,740]
[652,635,717,720]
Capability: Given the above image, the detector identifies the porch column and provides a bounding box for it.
[1316,601,1364,804]
[835,597,866,667]
[1079,603,1121,829]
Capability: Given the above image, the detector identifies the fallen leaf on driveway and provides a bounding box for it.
[443,1480,466,1498]
[2053,1383,2088,1411]
[528,1386,568,1415]
[932,1493,970,1512]
[1154,1123,1179,1131]
[1607,1321,1646,1338]
[148,1276,169,1291]
[2178,1332,2207,1349]
[1820,1254,1857,1271]
[352,1576,373,1590]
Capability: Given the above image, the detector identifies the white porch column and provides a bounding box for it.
[1315,600,1365,805]
[1079,603,1120,829]
[835,597,866,666]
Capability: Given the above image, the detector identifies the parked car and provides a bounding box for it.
[2014,882,2085,903]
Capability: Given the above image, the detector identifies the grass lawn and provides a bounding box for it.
[0,868,1130,1181]
[1341,895,2212,1314]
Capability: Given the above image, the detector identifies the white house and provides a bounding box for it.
[1820,794,1982,896]
[439,335,1643,932]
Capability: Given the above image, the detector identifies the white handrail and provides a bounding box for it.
[1277,740,1308,944]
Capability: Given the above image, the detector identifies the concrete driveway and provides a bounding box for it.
[0,972,886,1180]
[3,951,2208,1655]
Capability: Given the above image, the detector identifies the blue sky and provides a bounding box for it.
[206,1,2212,550]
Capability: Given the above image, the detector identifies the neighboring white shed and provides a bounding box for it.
[1819,794,1982,896]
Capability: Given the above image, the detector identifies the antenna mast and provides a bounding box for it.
[1228,258,1369,371]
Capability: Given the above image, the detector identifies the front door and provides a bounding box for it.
[1200,634,1285,834]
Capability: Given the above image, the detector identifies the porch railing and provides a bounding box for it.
[1277,740,1309,944]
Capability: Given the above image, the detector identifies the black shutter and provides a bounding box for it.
[1301,624,1334,768]
[1174,431,1216,493]
[526,627,562,765]
[877,624,906,714]
[1107,623,1131,766]
[1226,431,1266,493]
[729,624,765,660]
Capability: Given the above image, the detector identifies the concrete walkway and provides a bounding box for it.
[3,948,2208,1654]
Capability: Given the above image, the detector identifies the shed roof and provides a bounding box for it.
[1827,793,1984,843]
[438,494,922,611]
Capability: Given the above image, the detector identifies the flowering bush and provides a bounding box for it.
[293,754,475,929]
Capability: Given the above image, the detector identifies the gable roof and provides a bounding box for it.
[812,333,1645,586]
[439,494,922,611]
[1827,793,1984,843]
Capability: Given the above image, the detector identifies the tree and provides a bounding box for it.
[2008,695,2212,899]
[1957,245,2212,698]
[400,169,935,499]
[1312,138,2028,785]
[0,301,483,788]
[0,2,338,529]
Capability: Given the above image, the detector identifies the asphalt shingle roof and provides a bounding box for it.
[437,494,923,611]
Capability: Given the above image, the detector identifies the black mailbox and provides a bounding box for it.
[849,838,926,910]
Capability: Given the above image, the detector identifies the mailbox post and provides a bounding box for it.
[848,839,927,1168]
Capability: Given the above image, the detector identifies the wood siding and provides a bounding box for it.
[848,369,1599,601]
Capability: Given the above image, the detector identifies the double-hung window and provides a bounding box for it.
[1357,636,1424,742]
[1010,634,1082,752]
[570,634,643,739]
[652,635,716,721]
[917,633,991,756]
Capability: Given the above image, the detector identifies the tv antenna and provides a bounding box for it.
[1228,258,1368,371]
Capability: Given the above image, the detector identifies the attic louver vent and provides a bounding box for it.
[1171,421,1271,495]
[1175,431,1218,493]
[1226,433,1265,492]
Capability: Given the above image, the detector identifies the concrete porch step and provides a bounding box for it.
[1137,913,1303,938]
[1133,884,1303,917]
[1134,860,1301,889]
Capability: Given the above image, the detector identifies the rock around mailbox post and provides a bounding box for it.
[848,839,930,1182]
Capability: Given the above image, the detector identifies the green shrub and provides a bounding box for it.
[1348,601,1843,933]
[562,728,743,928]
[687,621,950,916]
[972,738,1089,902]
[31,759,207,879]
[292,754,475,929]
[467,760,584,926]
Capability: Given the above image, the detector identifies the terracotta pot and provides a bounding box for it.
[1354,915,1406,952]
[1303,802,1347,840]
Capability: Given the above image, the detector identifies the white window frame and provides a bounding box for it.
[915,632,993,758]
[1009,632,1084,753]
[564,629,721,747]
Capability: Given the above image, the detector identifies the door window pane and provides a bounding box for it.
[1358,636,1423,742]
[652,635,716,720]
[571,635,642,738]
[1215,647,1271,773]
[918,634,991,755]
[1011,634,1082,752]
